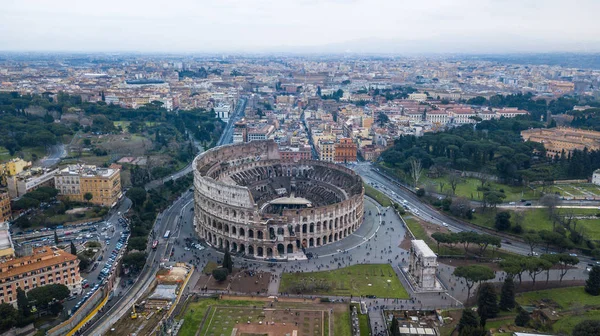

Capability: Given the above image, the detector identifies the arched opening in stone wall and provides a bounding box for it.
[287,244,294,254]
[277,244,285,256]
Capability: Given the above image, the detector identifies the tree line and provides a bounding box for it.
[123,174,193,272]
[382,116,600,184]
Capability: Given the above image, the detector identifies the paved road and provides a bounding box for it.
[81,192,193,336]
[39,144,66,167]
[144,98,246,191]
[217,97,246,146]
[352,162,600,272]
[63,199,132,314]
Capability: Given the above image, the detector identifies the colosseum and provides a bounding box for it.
[193,140,364,260]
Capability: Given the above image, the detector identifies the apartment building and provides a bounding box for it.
[0,246,81,304]
[318,140,336,162]
[0,193,11,223]
[0,223,14,259]
[426,110,450,124]
[279,146,312,161]
[6,168,58,199]
[334,138,357,163]
[54,165,122,207]
[0,158,31,177]
[247,125,275,142]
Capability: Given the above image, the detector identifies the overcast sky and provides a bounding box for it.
[2,0,599,53]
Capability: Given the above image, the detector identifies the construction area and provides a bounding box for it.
[105,263,192,336]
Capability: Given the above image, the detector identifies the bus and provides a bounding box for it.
[152,240,158,249]
[163,230,170,239]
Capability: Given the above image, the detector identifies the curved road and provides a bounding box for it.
[352,162,595,267]
[82,191,194,336]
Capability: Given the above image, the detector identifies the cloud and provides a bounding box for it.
[0,0,599,52]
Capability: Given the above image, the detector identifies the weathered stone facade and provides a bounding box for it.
[193,140,364,259]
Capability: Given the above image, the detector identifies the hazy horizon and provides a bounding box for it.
[2,0,600,53]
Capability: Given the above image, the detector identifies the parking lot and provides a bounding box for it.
[62,199,132,315]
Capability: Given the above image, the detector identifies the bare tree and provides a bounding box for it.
[449,173,462,195]
[449,197,471,217]
[562,210,575,227]
[513,211,524,228]
[439,180,446,193]
[424,182,436,195]
[540,194,559,219]
[477,173,488,188]
[409,158,423,187]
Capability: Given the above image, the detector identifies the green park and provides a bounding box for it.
[280,264,409,299]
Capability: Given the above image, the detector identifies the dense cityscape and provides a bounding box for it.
[0,51,599,336]
[1,1,600,335]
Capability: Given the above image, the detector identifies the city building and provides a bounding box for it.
[214,104,232,122]
[593,169,600,186]
[0,193,11,223]
[0,158,32,178]
[521,127,600,157]
[334,138,357,163]
[408,93,428,102]
[54,165,122,207]
[247,125,275,142]
[6,168,58,199]
[279,146,312,161]
[318,140,335,162]
[494,107,529,119]
[0,246,81,305]
[0,223,14,258]
[407,240,438,290]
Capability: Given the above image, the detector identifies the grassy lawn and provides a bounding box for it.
[552,309,600,335]
[178,299,258,336]
[485,316,516,330]
[578,219,600,240]
[280,264,409,299]
[516,287,599,309]
[469,208,600,240]
[202,261,219,274]
[405,216,516,259]
[0,146,48,162]
[404,217,462,256]
[364,183,392,207]
[358,311,369,336]
[535,183,600,199]
[470,208,553,232]
[423,176,537,202]
[334,309,351,336]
